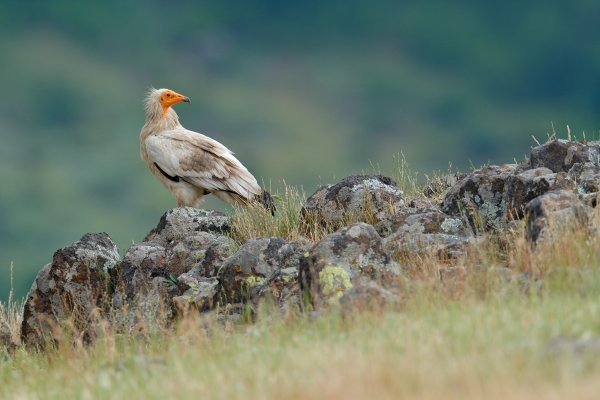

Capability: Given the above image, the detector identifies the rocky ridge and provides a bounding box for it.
[13,139,600,349]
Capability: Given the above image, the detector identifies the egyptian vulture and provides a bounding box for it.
[140,88,274,211]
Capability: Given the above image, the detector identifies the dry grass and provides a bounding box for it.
[3,179,600,399]
[0,264,22,346]
[230,183,319,243]
[231,156,455,245]
[230,181,387,244]
[3,269,600,399]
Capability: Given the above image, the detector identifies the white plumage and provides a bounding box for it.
[140,88,271,209]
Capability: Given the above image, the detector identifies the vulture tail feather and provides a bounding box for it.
[258,190,276,215]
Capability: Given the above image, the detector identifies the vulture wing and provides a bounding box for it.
[144,128,262,200]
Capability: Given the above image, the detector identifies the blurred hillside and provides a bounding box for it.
[1,0,600,301]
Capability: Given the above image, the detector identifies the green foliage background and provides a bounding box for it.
[1,0,600,300]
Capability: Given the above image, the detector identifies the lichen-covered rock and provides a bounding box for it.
[111,243,173,331]
[525,190,590,243]
[191,236,238,279]
[339,282,400,317]
[378,208,471,259]
[570,163,600,193]
[375,208,465,237]
[442,162,578,231]
[21,233,119,348]
[218,237,310,311]
[162,232,235,277]
[113,211,236,324]
[115,243,167,299]
[301,175,404,228]
[569,162,600,206]
[442,164,517,231]
[530,140,600,173]
[172,277,219,314]
[299,223,400,309]
[171,236,237,314]
[267,263,304,315]
[504,167,574,219]
[144,207,230,245]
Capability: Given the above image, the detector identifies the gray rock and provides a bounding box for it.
[299,223,400,309]
[21,233,119,348]
[144,207,230,245]
[115,243,167,299]
[301,175,404,228]
[218,237,310,311]
[170,236,238,314]
[339,282,400,317]
[379,208,471,259]
[574,165,600,193]
[375,208,465,237]
[113,213,237,325]
[111,243,173,331]
[172,277,219,314]
[569,162,600,206]
[442,163,577,232]
[269,264,305,315]
[504,167,574,219]
[525,190,590,243]
[163,232,235,277]
[442,164,517,231]
[193,236,238,278]
[531,140,600,173]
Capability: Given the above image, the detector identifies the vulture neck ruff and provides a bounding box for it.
[144,89,182,133]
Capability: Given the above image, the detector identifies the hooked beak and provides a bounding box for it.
[160,90,192,115]
[161,91,191,108]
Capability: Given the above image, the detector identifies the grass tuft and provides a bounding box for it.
[0,263,22,347]
[230,182,320,243]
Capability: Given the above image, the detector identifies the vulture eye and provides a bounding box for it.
[166,93,171,97]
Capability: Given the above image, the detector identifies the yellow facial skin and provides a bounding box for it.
[160,89,190,114]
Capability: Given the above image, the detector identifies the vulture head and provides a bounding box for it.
[145,88,190,118]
